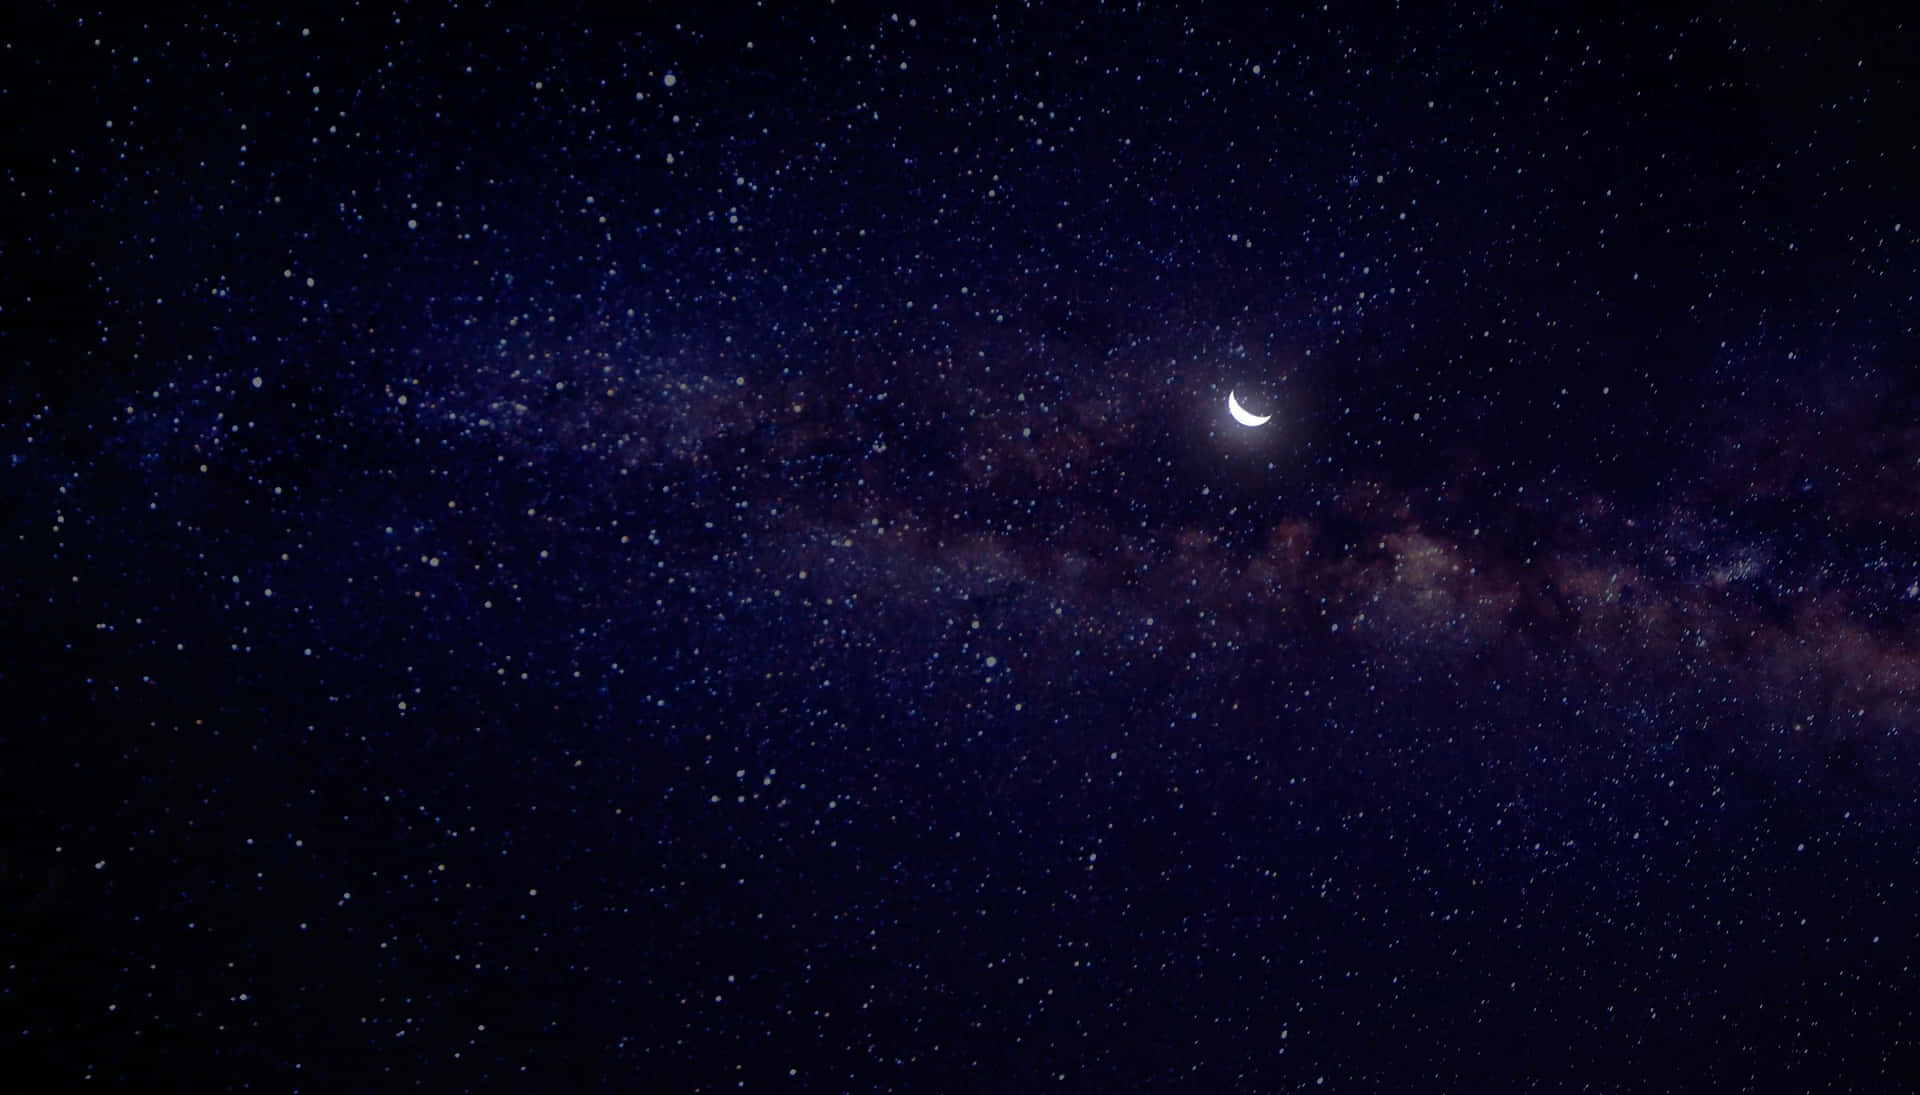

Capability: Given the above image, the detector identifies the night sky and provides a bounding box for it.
[8,2,1920,1090]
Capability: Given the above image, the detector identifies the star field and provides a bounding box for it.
[7,3,1920,1091]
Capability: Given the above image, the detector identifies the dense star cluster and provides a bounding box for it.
[7,3,1920,1091]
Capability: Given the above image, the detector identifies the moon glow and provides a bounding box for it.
[1227,391,1272,428]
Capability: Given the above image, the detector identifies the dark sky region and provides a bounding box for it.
[6,2,1920,1091]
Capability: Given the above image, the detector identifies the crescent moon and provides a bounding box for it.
[1227,391,1272,428]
